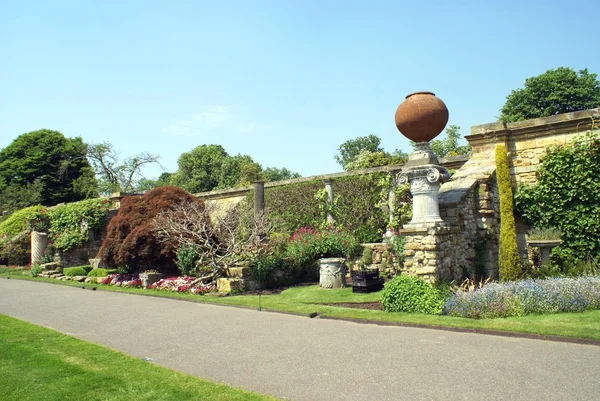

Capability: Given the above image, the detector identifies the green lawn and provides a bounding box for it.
[3,270,600,342]
[0,314,277,401]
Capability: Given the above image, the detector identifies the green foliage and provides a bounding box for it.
[500,67,600,122]
[0,206,44,237]
[527,227,562,241]
[381,275,446,314]
[41,198,110,252]
[29,264,43,277]
[496,145,522,281]
[361,247,373,266]
[515,131,600,262]
[0,232,30,266]
[428,125,471,157]
[87,268,110,277]
[265,180,324,234]
[334,134,383,169]
[175,244,200,276]
[285,226,361,268]
[63,266,91,276]
[344,150,408,171]
[0,129,97,210]
[332,173,391,243]
[262,167,301,182]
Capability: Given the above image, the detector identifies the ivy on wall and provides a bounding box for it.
[264,180,324,234]
[263,172,412,243]
[515,130,600,261]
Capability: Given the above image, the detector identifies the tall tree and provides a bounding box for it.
[263,167,301,182]
[500,67,600,122]
[334,134,383,169]
[0,129,97,211]
[427,125,471,158]
[87,142,162,195]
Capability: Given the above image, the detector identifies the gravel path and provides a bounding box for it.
[1,279,599,401]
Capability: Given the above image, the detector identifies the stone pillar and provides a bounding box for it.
[324,180,334,224]
[388,171,397,228]
[252,181,266,243]
[31,231,48,265]
[252,181,265,217]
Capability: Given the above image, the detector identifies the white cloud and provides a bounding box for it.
[162,106,270,137]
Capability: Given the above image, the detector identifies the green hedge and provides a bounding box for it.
[87,268,110,277]
[265,180,324,234]
[263,172,411,243]
[63,265,92,277]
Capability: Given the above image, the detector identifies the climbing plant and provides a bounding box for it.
[515,129,600,261]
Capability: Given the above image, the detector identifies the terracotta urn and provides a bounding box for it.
[394,91,449,142]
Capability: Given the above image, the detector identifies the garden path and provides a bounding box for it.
[1,279,599,401]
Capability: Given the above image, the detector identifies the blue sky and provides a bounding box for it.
[2,0,599,179]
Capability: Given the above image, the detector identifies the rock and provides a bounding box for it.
[41,262,59,271]
[217,278,243,293]
[73,276,87,282]
[226,267,251,278]
[84,277,92,283]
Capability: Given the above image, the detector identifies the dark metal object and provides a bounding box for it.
[351,269,384,293]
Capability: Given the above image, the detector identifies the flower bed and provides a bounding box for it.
[444,276,600,319]
[149,276,215,294]
[99,274,215,294]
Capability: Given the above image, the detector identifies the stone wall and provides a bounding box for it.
[467,108,599,186]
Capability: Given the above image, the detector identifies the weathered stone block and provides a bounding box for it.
[226,267,251,278]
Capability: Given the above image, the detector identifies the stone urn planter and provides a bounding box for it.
[351,269,384,293]
[394,91,449,143]
[139,271,163,289]
[319,258,347,289]
[527,240,562,265]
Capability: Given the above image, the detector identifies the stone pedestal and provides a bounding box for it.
[31,231,49,265]
[397,143,450,229]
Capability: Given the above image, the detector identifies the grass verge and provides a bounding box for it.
[3,270,600,342]
[0,314,277,401]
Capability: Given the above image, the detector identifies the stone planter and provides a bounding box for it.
[351,269,384,293]
[527,239,562,265]
[139,272,163,289]
[319,258,347,289]
[31,231,49,265]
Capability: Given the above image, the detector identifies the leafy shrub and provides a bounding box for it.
[0,205,44,237]
[444,276,600,318]
[515,131,600,262]
[381,275,447,314]
[45,198,110,252]
[175,244,200,276]
[63,266,88,276]
[285,226,361,267]
[29,264,43,277]
[0,232,30,266]
[99,186,208,273]
[361,247,373,266]
[87,268,110,277]
[496,144,522,281]
[250,251,287,289]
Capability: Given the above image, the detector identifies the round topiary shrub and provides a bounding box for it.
[87,268,109,277]
[63,266,88,277]
[381,275,446,315]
